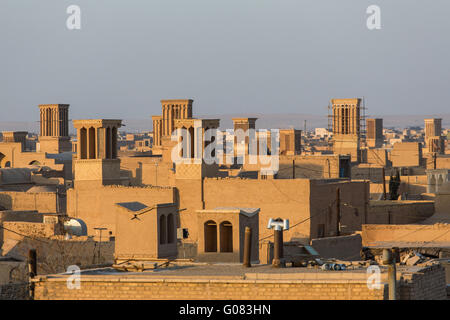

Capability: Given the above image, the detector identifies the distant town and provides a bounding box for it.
[0,98,449,301]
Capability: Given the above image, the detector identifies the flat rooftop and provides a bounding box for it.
[32,263,431,283]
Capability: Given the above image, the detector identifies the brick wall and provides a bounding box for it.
[399,264,447,300]
[33,278,388,300]
[0,282,29,300]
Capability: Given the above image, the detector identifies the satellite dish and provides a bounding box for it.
[64,218,87,236]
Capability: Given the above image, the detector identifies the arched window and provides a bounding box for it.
[189,127,195,158]
[88,127,96,159]
[159,215,167,245]
[0,153,5,168]
[80,128,87,159]
[4,161,11,168]
[204,220,217,252]
[29,160,41,166]
[219,221,233,252]
[167,213,175,244]
[112,127,118,159]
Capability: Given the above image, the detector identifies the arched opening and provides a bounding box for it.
[88,127,96,159]
[167,213,174,244]
[204,220,217,252]
[80,128,87,159]
[4,161,11,168]
[106,127,111,159]
[219,221,233,252]
[438,175,444,186]
[112,127,118,159]
[0,153,5,168]
[179,127,187,159]
[29,160,41,166]
[159,215,167,245]
[189,127,195,158]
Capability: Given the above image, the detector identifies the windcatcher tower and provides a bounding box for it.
[152,99,193,148]
[366,118,383,148]
[329,98,364,162]
[38,104,71,153]
[73,119,122,187]
[424,118,445,155]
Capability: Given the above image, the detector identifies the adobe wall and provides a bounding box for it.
[275,155,341,179]
[435,192,450,214]
[367,200,434,224]
[351,165,384,183]
[0,192,57,213]
[119,156,174,186]
[309,180,368,238]
[141,161,175,187]
[115,204,178,261]
[175,178,368,249]
[365,149,388,166]
[202,179,312,242]
[427,156,450,170]
[0,211,43,249]
[391,142,422,167]
[399,264,447,300]
[0,282,29,300]
[370,181,428,197]
[67,185,175,235]
[362,224,450,246]
[1,224,114,274]
[0,143,60,169]
[310,234,362,261]
[0,260,27,285]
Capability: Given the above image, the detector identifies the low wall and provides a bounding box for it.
[399,264,447,300]
[1,222,114,274]
[0,282,28,300]
[367,200,434,224]
[33,277,388,300]
[0,192,57,213]
[310,234,362,261]
[362,224,450,246]
[31,263,447,300]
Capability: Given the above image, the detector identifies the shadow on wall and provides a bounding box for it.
[2,236,114,275]
[120,163,143,186]
[276,163,325,179]
[0,194,12,211]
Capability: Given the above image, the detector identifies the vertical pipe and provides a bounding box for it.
[292,159,295,178]
[243,227,252,267]
[388,256,397,300]
[273,229,282,268]
[28,249,37,300]
[382,167,387,200]
[336,187,340,236]
[383,248,397,300]
[28,249,37,278]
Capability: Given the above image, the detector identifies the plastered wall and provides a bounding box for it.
[67,185,175,235]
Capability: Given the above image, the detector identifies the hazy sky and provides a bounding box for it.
[1,0,449,122]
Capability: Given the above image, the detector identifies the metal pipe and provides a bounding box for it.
[28,249,37,279]
[243,227,252,267]
[336,187,340,236]
[273,229,282,268]
[382,248,397,300]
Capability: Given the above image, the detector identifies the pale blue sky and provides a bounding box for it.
[1,0,449,121]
